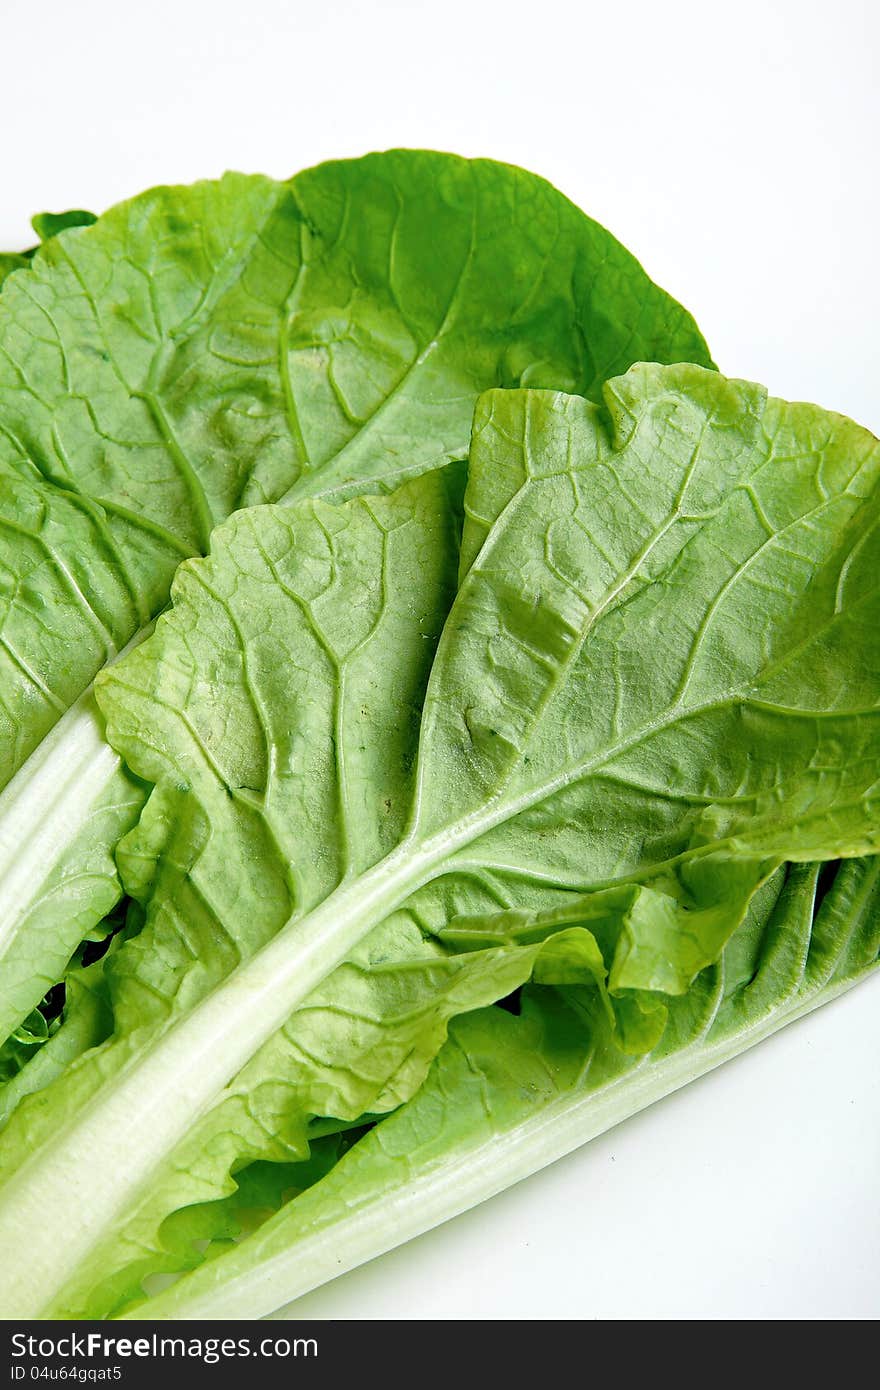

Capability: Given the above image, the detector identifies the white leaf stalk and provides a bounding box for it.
[0,837,435,1316]
[0,631,150,1042]
[139,969,876,1320]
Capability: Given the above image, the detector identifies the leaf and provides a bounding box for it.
[48,916,620,1317]
[144,1134,362,1289]
[0,467,465,1314]
[0,150,710,791]
[0,953,113,1129]
[2,364,879,1317]
[0,1005,58,1084]
[132,855,880,1321]
[0,151,712,1050]
[1,210,97,289]
[0,254,30,289]
[30,210,98,243]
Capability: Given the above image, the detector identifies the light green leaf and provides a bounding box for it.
[0,150,710,792]
[2,365,878,1318]
[0,151,711,1051]
[136,855,880,1321]
[0,468,465,1315]
[48,916,616,1318]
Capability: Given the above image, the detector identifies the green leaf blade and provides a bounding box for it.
[0,154,712,1059]
[2,365,878,1318]
[0,152,711,794]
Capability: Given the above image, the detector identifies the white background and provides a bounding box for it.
[3,0,878,1320]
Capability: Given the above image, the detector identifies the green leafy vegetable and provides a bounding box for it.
[136,855,879,1321]
[0,363,876,1318]
[48,917,632,1318]
[0,150,711,1054]
[0,150,709,792]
